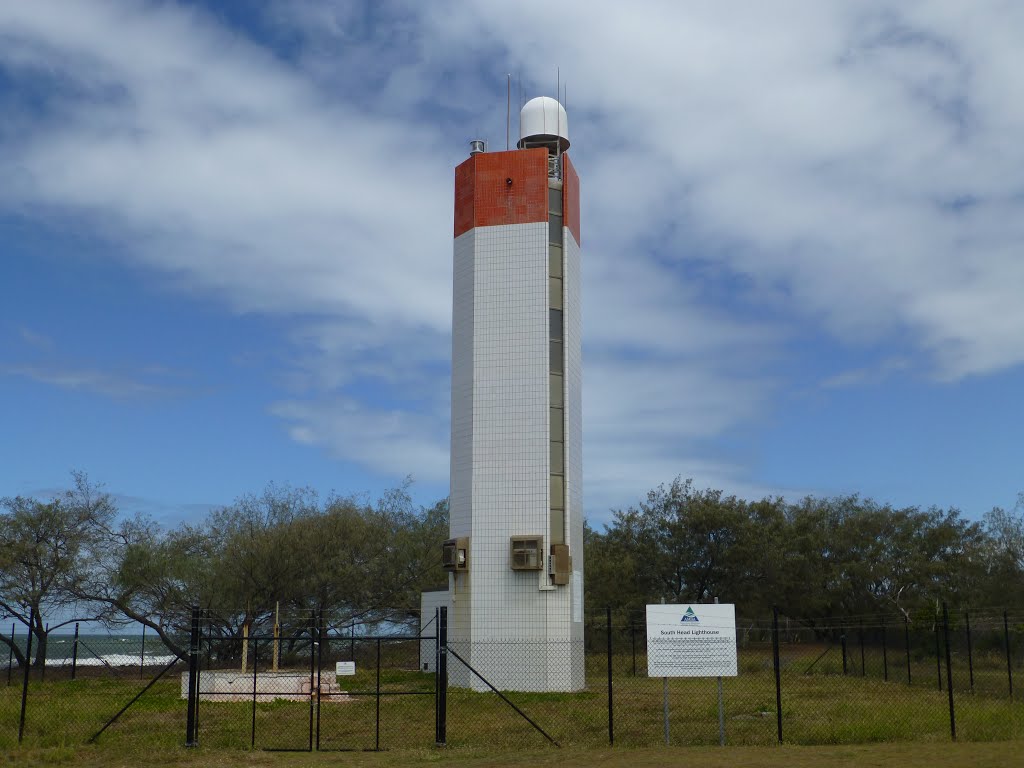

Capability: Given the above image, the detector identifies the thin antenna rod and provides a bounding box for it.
[556,67,561,163]
[506,74,511,151]
[517,72,522,147]
[563,82,567,150]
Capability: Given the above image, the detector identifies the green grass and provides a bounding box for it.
[3,741,1023,768]
[1,645,1021,754]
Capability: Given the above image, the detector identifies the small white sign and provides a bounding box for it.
[335,661,356,676]
[646,603,738,678]
[572,570,583,624]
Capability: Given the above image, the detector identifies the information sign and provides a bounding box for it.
[646,603,738,677]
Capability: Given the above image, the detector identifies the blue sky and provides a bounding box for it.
[1,0,1021,529]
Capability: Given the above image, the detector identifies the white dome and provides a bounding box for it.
[519,96,569,150]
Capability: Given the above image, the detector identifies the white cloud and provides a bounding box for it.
[18,327,54,350]
[0,1,453,328]
[270,397,449,484]
[820,357,911,390]
[3,1,1022,511]
[1,362,179,399]
[0,1,461,494]
[416,0,1024,376]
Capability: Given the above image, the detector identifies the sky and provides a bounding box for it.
[1,0,1022,530]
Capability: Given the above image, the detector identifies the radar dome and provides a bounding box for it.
[518,96,569,152]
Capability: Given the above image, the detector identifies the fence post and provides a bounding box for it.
[630,619,636,677]
[942,603,956,741]
[309,611,316,753]
[71,623,80,682]
[882,624,888,682]
[39,623,47,683]
[315,610,323,752]
[434,608,439,743]
[606,607,614,746]
[307,611,316,752]
[859,624,866,676]
[935,623,943,692]
[1005,610,1014,700]
[715,596,725,747]
[250,637,258,749]
[205,609,213,670]
[140,623,146,679]
[436,606,447,746]
[772,607,783,744]
[905,617,912,685]
[194,612,203,741]
[17,610,34,741]
[7,623,14,686]
[841,624,848,676]
[375,638,382,752]
[964,611,974,693]
[185,605,200,747]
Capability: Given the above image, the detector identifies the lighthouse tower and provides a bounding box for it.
[444,97,584,692]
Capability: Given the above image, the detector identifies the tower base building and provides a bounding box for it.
[445,97,584,692]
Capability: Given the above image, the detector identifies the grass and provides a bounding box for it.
[1,644,1021,755]
[3,741,1023,768]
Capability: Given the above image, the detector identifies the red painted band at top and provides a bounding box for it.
[562,153,580,246]
[454,148,549,238]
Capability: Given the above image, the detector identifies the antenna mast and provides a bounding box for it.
[556,68,561,166]
[518,73,523,145]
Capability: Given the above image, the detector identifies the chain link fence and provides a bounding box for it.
[439,605,1022,747]
[185,608,435,752]
[0,613,187,750]
[3,604,1022,751]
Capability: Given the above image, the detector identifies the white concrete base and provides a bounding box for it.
[180,670,348,702]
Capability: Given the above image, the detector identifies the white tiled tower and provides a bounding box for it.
[446,97,584,692]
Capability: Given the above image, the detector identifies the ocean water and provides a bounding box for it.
[3,632,179,668]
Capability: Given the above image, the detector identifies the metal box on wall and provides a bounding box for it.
[442,537,469,570]
[510,535,544,571]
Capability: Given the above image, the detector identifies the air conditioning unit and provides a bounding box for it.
[509,536,543,571]
[442,537,469,570]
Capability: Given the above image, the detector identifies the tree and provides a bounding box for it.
[72,513,209,659]
[276,486,449,634]
[979,494,1024,605]
[69,481,452,659]
[0,472,115,666]
[583,519,644,614]
[779,495,982,624]
[593,478,781,611]
[585,477,1001,627]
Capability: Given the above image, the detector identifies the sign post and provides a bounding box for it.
[647,603,738,745]
[662,676,669,745]
[715,597,725,746]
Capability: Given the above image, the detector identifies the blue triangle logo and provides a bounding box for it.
[680,606,699,623]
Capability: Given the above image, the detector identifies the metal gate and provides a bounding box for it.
[185,609,438,751]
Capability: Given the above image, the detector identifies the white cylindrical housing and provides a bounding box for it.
[519,96,569,151]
